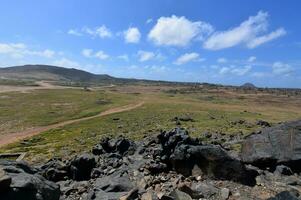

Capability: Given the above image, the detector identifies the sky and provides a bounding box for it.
[0,0,300,88]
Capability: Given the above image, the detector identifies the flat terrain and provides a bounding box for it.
[1,84,301,163]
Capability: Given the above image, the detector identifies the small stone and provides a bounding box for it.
[220,188,230,200]
[120,188,139,200]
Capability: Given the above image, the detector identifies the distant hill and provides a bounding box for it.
[241,82,256,89]
[0,65,114,82]
[0,65,189,86]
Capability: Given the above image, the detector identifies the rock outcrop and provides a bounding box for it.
[241,120,301,171]
[2,123,301,200]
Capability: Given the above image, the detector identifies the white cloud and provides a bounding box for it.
[148,15,213,47]
[217,58,227,63]
[124,27,141,43]
[219,65,252,76]
[203,11,286,50]
[81,49,109,60]
[272,62,293,75]
[219,67,231,75]
[117,54,129,62]
[0,43,55,58]
[231,65,252,76]
[248,56,256,62]
[95,51,109,60]
[68,29,82,36]
[69,25,112,38]
[137,51,155,62]
[53,58,80,68]
[95,25,112,38]
[82,49,93,57]
[247,28,286,49]
[174,52,202,65]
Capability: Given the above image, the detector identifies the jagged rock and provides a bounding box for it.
[0,168,12,192]
[95,174,134,192]
[169,144,254,184]
[70,153,96,181]
[40,158,69,182]
[190,182,219,199]
[220,188,230,200]
[120,188,139,200]
[256,120,271,127]
[274,165,293,176]
[0,160,37,174]
[241,120,301,171]
[169,189,192,200]
[0,161,60,200]
[93,137,136,156]
[267,191,300,200]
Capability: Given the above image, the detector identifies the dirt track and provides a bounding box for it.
[0,101,144,147]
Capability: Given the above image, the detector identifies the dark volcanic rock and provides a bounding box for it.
[70,153,96,181]
[0,161,60,200]
[157,128,256,185]
[267,191,300,200]
[241,120,301,171]
[256,120,271,127]
[0,168,12,192]
[92,137,136,156]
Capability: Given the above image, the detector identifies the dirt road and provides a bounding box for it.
[0,101,144,147]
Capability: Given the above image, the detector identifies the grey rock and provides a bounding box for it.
[170,189,192,200]
[274,165,293,176]
[0,168,12,192]
[267,191,300,200]
[220,188,230,200]
[241,120,301,171]
[70,153,96,181]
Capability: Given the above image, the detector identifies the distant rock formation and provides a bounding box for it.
[240,82,257,89]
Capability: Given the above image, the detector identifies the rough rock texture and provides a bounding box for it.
[0,160,60,200]
[2,124,301,200]
[241,120,301,170]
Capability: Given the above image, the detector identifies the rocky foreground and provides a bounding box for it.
[1,120,301,200]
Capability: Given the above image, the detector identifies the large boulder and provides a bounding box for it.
[157,128,256,185]
[0,168,12,192]
[92,137,136,156]
[241,120,301,170]
[70,154,96,181]
[0,160,60,200]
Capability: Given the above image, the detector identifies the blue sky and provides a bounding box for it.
[0,0,300,88]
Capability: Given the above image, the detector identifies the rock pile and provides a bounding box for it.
[1,121,301,200]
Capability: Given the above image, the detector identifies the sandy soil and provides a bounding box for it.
[0,81,72,93]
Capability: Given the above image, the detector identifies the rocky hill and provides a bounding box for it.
[0,65,189,86]
[1,120,301,200]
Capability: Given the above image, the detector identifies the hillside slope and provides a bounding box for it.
[0,65,114,82]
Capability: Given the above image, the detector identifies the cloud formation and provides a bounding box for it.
[68,25,112,38]
[219,65,252,76]
[203,11,286,50]
[137,51,155,62]
[124,27,141,43]
[0,43,55,59]
[82,48,109,60]
[148,15,213,47]
[272,62,293,75]
[174,52,201,65]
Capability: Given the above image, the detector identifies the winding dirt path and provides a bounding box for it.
[0,101,144,147]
